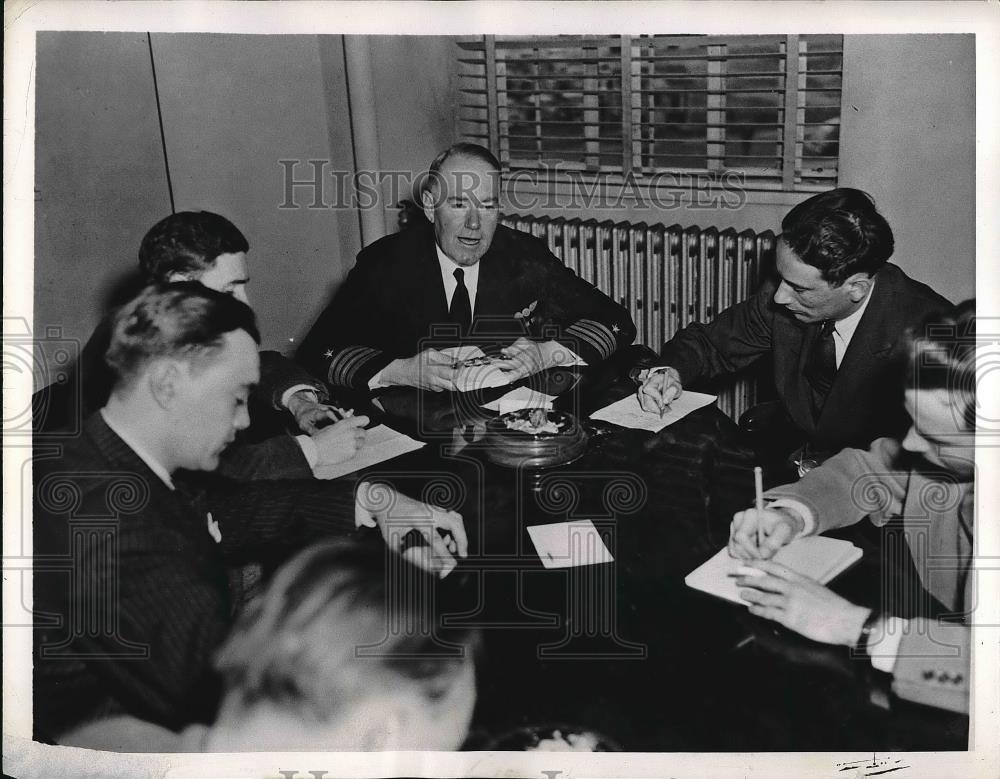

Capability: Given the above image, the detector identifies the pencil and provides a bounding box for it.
[754,466,764,554]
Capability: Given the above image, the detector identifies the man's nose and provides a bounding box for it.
[465,207,480,230]
[901,425,928,454]
[233,288,249,305]
[235,404,251,431]
[773,280,793,306]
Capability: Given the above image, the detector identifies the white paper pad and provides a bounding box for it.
[684,536,863,605]
[481,386,557,413]
[527,520,615,569]
[313,424,425,480]
[589,391,716,432]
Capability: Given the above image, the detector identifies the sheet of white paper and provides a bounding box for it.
[684,537,863,605]
[589,391,716,432]
[452,363,513,392]
[481,386,557,413]
[313,424,425,480]
[527,520,615,569]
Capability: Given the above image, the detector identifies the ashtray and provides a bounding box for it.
[484,408,589,469]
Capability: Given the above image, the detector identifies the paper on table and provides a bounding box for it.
[589,391,716,432]
[527,520,614,569]
[481,386,557,413]
[684,536,863,605]
[313,424,425,480]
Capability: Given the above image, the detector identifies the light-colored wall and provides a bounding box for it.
[152,33,357,352]
[34,32,171,347]
[839,34,975,303]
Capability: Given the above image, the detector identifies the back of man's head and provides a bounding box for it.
[105,282,260,390]
[780,187,894,285]
[903,298,976,431]
[138,211,249,282]
[213,538,479,751]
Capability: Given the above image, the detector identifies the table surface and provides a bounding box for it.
[352,360,969,752]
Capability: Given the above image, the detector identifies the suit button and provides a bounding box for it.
[937,672,951,683]
[923,670,935,680]
[953,674,963,684]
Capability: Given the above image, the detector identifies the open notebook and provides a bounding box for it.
[685,536,862,605]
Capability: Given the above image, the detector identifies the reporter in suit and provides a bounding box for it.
[297,143,636,393]
[35,211,366,479]
[637,188,950,462]
[32,284,468,741]
[728,301,976,714]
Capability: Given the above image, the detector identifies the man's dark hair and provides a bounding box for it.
[903,299,976,431]
[138,211,250,281]
[214,537,479,721]
[105,282,260,385]
[780,188,894,285]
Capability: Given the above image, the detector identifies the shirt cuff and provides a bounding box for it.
[295,434,318,469]
[765,498,816,538]
[281,385,318,409]
[870,616,907,674]
[368,368,389,390]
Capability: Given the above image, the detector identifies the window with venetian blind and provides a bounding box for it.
[457,34,843,192]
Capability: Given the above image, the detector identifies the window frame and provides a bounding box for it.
[457,34,844,203]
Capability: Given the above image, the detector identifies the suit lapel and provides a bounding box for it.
[774,312,817,435]
[816,273,897,431]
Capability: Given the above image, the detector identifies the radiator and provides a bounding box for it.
[501,214,776,421]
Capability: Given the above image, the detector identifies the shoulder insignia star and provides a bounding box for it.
[323,349,334,359]
[612,324,621,334]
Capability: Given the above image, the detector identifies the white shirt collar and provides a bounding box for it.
[100,408,175,490]
[436,244,480,316]
[832,276,876,343]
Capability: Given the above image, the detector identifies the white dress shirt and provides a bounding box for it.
[829,278,875,368]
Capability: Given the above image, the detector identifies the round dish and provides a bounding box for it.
[484,408,589,469]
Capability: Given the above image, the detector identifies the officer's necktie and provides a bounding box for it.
[804,319,838,419]
[449,267,472,336]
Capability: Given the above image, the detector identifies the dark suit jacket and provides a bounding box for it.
[659,263,950,453]
[32,315,329,480]
[297,222,636,391]
[32,414,362,739]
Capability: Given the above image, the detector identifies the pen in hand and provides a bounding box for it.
[753,466,764,556]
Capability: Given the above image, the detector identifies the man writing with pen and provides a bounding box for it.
[724,302,976,715]
[636,188,948,469]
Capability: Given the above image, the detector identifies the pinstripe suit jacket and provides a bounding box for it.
[32,414,360,739]
[297,223,636,392]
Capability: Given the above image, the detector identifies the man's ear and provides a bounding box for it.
[146,360,184,410]
[420,187,437,224]
[845,272,873,303]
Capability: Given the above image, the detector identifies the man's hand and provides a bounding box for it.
[736,559,871,646]
[636,367,683,414]
[355,481,469,578]
[728,507,805,560]
[311,415,369,466]
[286,390,347,434]
[499,337,571,382]
[381,349,456,391]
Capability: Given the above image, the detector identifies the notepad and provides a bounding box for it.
[312,425,425,480]
[589,391,716,432]
[527,520,614,569]
[684,536,862,605]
